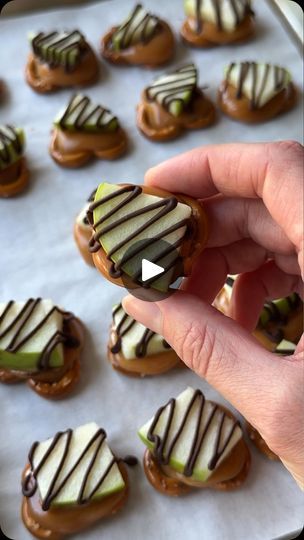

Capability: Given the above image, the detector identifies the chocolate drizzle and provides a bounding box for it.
[147,389,240,475]
[258,293,301,343]
[111,4,160,50]
[0,299,79,370]
[276,348,296,356]
[0,125,23,169]
[225,62,291,109]
[224,277,301,344]
[226,276,235,288]
[82,189,97,226]
[146,64,197,115]
[88,185,191,287]
[191,0,253,34]
[260,293,300,326]
[31,31,87,72]
[58,95,118,132]
[121,455,138,467]
[22,427,120,510]
[111,303,170,358]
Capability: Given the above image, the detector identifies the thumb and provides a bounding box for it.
[122,291,283,430]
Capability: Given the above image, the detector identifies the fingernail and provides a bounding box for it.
[122,296,162,335]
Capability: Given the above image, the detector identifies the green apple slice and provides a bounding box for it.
[31,422,125,508]
[112,4,159,51]
[92,183,192,291]
[147,64,197,117]
[276,339,296,355]
[184,0,251,32]
[111,303,170,360]
[0,299,63,371]
[138,387,242,482]
[54,94,119,133]
[0,125,25,171]
[218,276,300,329]
[225,62,291,108]
[29,30,85,70]
[259,293,299,327]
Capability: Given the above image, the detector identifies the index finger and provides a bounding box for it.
[145,141,303,253]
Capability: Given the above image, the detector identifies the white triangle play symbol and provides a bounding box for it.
[141,259,164,282]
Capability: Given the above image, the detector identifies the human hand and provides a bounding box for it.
[123,141,304,489]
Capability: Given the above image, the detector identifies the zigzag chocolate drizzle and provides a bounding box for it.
[147,389,240,474]
[225,62,290,109]
[0,299,79,370]
[259,293,301,343]
[146,64,197,113]
[192,0,253,34]
[276,347,296,356]
[58,95,118,132]
[82,189,97,226]
[31,31,86,72]
[224,277,301,343]
[0,125,23,167]
[88,185,191,287]
[22,428,118,510]
[111,303,170,357]
[261,293,300,325]
[225,276,235,288]
[111,4,160,49]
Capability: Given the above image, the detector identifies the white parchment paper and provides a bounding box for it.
[0,1,303,539]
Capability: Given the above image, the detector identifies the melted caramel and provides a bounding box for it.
[253,308,303,351]
[143,438,250,496]
[0,158,29,198]
[27,359,81,400]
[73,222,94,266]
[25,46,99,93]
[108,326,182,377]
[101,20,175,67]
[181,13,254,46]
[218,81,297,123]
[137,89,216,141]
[50,127,127,168]
[246,421,279,460]
[21,462,128,539]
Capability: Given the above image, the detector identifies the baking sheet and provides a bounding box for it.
[0,1,303,539]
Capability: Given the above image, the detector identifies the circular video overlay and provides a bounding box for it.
[120,238,184,302]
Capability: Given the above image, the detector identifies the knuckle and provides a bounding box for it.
[276,140,303,159]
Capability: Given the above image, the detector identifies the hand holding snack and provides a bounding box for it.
[123,141,304,489]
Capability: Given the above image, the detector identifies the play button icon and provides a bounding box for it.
[120,238,183,302]
[141,259,164,282]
